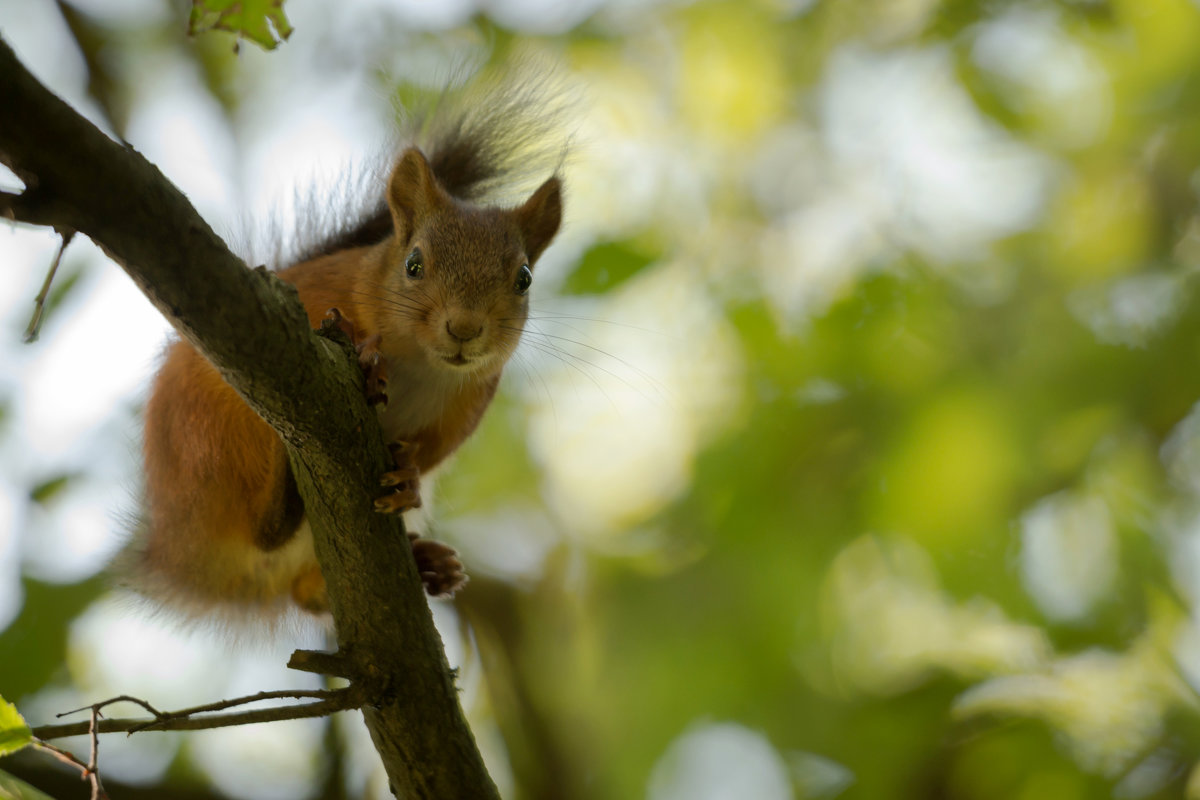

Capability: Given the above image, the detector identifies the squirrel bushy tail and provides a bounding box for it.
[300,68,574,262]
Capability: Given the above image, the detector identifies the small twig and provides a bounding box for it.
[31,738,91,772]
[23,227,74,343]
[87,705,107,800]
[126,689,343,733]
[289,648,357,679]
[58,694,163,720]
[32,687,363,741]
[56,690,337,732]
[32,738,111,800]
[36,705,113,798]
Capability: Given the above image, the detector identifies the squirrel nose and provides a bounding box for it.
[446,318,483,343]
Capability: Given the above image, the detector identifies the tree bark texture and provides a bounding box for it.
[0,36,499,800]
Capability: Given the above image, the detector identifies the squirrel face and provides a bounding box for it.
[379,147,562,378]
[397,209,531,374]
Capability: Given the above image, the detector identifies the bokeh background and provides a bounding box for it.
[5,0,1200,797]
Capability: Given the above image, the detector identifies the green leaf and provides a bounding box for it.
[0,698,31,758]
[188,0,294,51]
[29,474,76,506]
[0,577,107,702]
[560,241,655,296]
[0,769,57,800]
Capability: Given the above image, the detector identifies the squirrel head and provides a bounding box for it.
[380,147,562,376]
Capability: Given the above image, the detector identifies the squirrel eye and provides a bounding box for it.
[514,264,532,295]
[405,248,424,279]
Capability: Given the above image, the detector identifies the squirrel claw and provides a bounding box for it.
[357,338,388,408]
[323,308,388,407]
[381,465,419,487]
[321,307,355,339]
[388,440,419,461]
[375,487,421,514]
[375,440,422,513]
[410,535,468,597]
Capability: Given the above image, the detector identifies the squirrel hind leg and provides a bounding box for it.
[253,457,306,552]
[287,535,465,612]
[375,440,422,514]
[291,564,330,615]
[408,532,468,597]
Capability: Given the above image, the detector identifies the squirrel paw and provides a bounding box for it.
[322,307,388,407]
[291,565,330,615]
[409,532,468,597]
[375,441,422,514]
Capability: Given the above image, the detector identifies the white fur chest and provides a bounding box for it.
[374,358,464,441]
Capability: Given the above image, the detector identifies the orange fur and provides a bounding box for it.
[125,146,562,621]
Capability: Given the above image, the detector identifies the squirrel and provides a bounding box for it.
[120,78,565,623]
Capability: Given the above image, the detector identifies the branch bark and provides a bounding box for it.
[0,35,499,799]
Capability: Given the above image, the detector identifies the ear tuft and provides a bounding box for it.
[387,148,446,242]
[516,176,563,265]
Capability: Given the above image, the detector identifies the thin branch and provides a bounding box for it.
[30,739,91,775]
[87,706,108,800]
[129,688,345,725]
[23,227,74,342]
[32,688,362,740]
[58,694,163,720]
[35,707,111,798]
[30,737,109,800]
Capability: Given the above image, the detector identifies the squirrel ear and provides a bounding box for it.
[387,147,445,241]
[516,176,562,265]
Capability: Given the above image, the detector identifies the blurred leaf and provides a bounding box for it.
[41,266,83,321]
[438,392,541,510]
[55,1,124,134]
[0,769,55,800]
[0,699,31,757]
[1047,165,1154,283]
[0,578,106,704]
[872,385,1021,551]
[677,2,787,143]
[191,23,245,113]
[28,475,76,507]
[188,0,293,50]
[561,242,655,296]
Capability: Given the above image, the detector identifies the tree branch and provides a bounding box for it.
[31,689,363,739]
[24,227,74,342]
[0,35,498,799]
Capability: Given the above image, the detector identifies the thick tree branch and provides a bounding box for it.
[0,36,499,799]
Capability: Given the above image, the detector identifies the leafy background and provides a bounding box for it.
[5,0,1200,798]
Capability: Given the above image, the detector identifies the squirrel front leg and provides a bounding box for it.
[323,307,421,514]
[324,306,469,598]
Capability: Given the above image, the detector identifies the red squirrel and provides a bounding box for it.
[122,84,564,622]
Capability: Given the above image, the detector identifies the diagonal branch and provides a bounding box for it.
[24,227,74,342]
[0,35,498,799]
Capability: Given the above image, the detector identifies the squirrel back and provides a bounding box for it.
[121,71,569,626]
